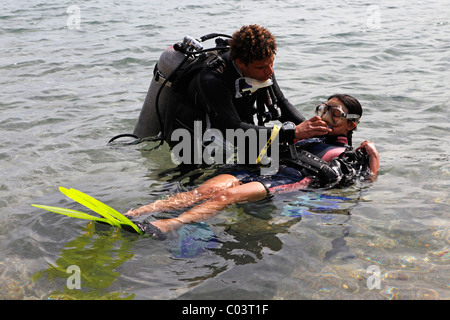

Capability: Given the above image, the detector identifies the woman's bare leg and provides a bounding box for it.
[126,174,241,217]
[151,181,268,233]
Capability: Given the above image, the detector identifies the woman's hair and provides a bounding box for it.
[327,94,363,146]
[229,25,277,65]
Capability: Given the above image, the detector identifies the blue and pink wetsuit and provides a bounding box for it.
[232,136,353,194]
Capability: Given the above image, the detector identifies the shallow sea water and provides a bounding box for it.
[0,0,449,300]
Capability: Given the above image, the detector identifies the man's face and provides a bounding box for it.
[236,55,274,81]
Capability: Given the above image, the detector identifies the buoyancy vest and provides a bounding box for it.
[280,136,371,188]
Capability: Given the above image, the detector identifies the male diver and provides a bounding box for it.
[133,25,331,161]
[127,94,379,238]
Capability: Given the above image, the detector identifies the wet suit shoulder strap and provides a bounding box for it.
[172,50,226,90]
[281,145,349,187]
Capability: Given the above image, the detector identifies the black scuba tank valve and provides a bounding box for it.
[199,33,232,42]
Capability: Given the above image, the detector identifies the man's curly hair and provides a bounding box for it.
[229,25,277,65]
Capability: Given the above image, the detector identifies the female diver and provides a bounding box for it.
[126,94,379,238]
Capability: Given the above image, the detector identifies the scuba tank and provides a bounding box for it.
[133,45,193,138]
[132,34,231,140]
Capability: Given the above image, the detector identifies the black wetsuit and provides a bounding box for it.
[167,51,306,149]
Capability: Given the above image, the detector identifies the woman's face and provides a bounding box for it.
[321,97,357,136]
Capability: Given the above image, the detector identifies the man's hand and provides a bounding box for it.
[295,116,332,140]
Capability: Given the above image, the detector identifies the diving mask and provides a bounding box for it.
[315,103,361,126]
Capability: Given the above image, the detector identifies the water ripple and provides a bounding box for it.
[0,0,449,300]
